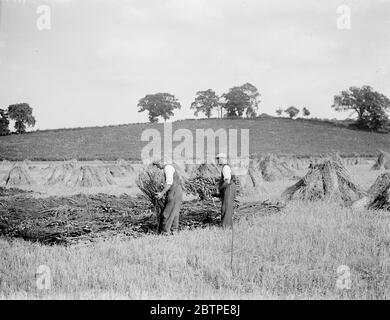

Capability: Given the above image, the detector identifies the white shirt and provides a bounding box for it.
[222,165,231,181]
[164,164,175,185]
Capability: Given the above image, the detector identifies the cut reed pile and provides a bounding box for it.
[1,160,11,167]
[0,186,32,197]
[0,192,153,245]
[104,164,129,178]
[234,165,263,195]
[184,163,220,200]
[185,176,220,201]
[23,159,33,166]
[371,150,390,170]
[67,166,116,187]
[287,157,305,170]
[136,165,166,214]
[5,164,35,187]
[192,163,220,178]
[185,163,243,201]
[248,159,263,186]
[260,155,296,181]
[46,162,75,185]
[46,163,115,187]
[282,159,365,205]
[367,171,390,211]
[115,159,136,173]
[0,185,284,245]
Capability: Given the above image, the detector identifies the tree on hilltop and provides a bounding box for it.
[138,93,181,123]
[7,103,36,134]
[332,85,390,131]
[285,106,300,119]
[191,89,220,118]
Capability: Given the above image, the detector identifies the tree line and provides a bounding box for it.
[138,84,390,132]
[138,83,261,123]
[1,84,389,136]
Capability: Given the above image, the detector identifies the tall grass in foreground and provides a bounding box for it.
[1,201,390,299]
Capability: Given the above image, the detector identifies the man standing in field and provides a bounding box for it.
[155,161,183,235]
[216,153,236,228]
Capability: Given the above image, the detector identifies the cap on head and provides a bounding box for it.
[216,153,227,160]
[151,158,163,168]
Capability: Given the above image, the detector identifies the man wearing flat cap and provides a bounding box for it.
[216,153,236,228]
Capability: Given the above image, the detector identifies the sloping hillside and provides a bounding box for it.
[0,118,389,160]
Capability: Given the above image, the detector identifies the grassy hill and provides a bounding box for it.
[0,117,389,161]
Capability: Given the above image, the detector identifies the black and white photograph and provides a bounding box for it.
[1,0,390,304]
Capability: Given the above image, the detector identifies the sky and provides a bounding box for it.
[0,0,389,130]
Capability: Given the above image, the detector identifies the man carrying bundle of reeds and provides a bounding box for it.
[155,161,183,235]
[216,153,236,228]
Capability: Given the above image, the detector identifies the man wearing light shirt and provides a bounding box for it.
[155,161,183,235]
[216,153,236,228]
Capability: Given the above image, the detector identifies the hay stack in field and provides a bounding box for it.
[115,159,135,173]
[5,164,35,187]
[365,172,390,211]
[288,157,304,170]
[65,165,116,187]
[46,162,76,185]
[282,159,365,205]
[249,158,262,172]
[121,163,135,173]
[185,163,244,200]
[1,160,11,167]
[232,159,264,193]
[368,171,390,197]
[345,158,354,166]
[369,190,390,211]
[235,173,253,192]
[235,169,266,195]
[46,163,115,187]
[136,165,166,214]
[191,163,220,179]
[260,155,296,181]
[104,164,129,178]
[23,159,33,167]
[353,172,390,211]
[371,150,390,170]
[185,175,219,201]
[185,163,220,200]
[329,152,344,166]
[248,166,263,187]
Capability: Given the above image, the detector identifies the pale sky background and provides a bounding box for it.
[0,0,389,130]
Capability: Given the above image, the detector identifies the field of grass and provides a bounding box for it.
[1,165,389,300]
[2,201,390,300]
[0,117,389,161]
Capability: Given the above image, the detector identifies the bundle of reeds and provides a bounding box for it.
[282,159,365,205]
[136,165,166,214]
[185,163,220,200]
[260,155,296,181]
[185,176,219,201]
[5,164,35,187]
[185,163,242,200]
[371,150,390,170]
[367,171,390,211]
[191,163,220,179]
